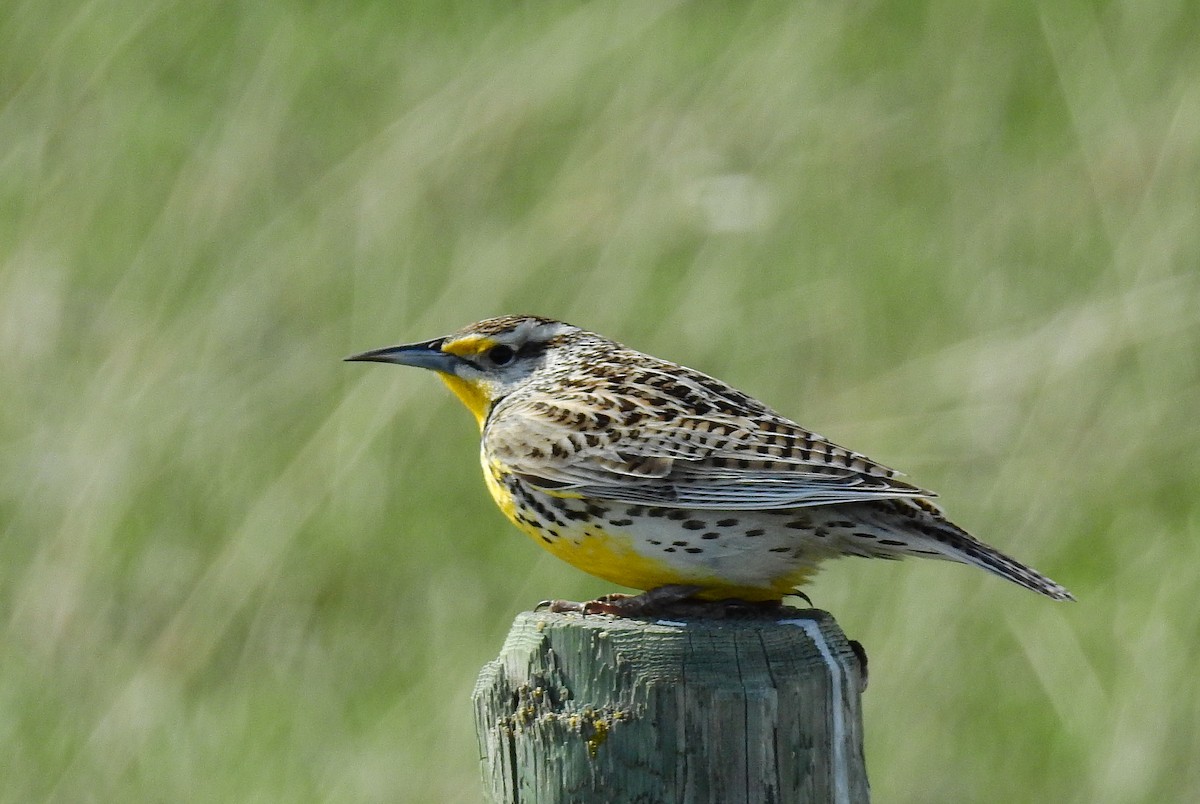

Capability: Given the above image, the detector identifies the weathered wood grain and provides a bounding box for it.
[474,609,868,803]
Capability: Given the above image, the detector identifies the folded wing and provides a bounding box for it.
[485,372,935,510]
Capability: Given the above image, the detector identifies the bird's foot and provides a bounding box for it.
[537,585,793,619]
[538,585,702,616]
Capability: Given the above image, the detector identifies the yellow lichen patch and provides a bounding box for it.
[585,715,609,759]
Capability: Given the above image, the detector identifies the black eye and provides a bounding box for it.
[488,344,516,366]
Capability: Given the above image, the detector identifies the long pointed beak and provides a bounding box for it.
[344,338,463,374]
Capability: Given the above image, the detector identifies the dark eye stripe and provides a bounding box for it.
[516,340,547,360]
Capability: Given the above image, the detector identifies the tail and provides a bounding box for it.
[919,514,1075,601]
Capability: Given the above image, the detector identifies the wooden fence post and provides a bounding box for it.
[473,609,869,803]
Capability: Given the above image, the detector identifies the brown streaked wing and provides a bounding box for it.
[484,384,935,510]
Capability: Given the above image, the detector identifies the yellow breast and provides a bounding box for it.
[480,454,684,588]
[479,454,802,599]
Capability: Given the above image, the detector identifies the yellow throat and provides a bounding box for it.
[437,373,491,428]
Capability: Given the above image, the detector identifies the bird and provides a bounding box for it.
[346,314,1073,615]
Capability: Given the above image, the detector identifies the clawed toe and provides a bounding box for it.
[536,599,586,613]
[787,590,814,607]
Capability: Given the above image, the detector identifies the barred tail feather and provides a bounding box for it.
[924,519,1075,601]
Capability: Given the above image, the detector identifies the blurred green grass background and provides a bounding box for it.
[3,0,1199,801]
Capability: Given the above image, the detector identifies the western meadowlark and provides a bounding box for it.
[347,314,1073,614]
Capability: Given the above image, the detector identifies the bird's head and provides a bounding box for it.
[346,315,578,427]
